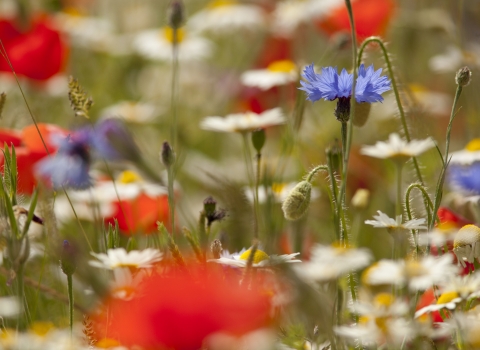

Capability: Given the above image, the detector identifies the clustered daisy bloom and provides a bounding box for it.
[209,247,301,268]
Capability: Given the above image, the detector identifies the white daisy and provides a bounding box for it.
[187,1,266,34]
[54,9,114,51]
[429,45,480,73]
[244,182,320,204]
[101,101,161,123]
[365,210,427,231]
[417,224,457,247]
[271,0,343,37]
[133,27,213,62]
[89,247,163,270]
[208,247,301,268]
[293,244,372,282]
[360,133,435,161]
[453,224,480,267]
[240,60,298,90]
[450,139,480,165]
[362,254,458,291]
[200,108,286,133]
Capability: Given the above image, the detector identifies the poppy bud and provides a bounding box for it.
[282,181,312,221]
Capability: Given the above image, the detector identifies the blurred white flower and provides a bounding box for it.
[417,224,457,247]
[200,108,286,133]
[101,101,161,123]
[365,210,427,231]
[429,45,480,73]
[453,224,480,267]
[54,9,114,51]
[241,60,298,90]
[89,247,163,269]
[204,328,275,350]
[293,244,372,282]
[134,27,213,62]
[209,247,300,268]
[362,254,458,291]
[244,182,320,204]
[450,139,480,165]
[360,133,435,160]
[187,1,266,34]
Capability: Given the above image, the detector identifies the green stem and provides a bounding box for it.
[430,84,464,231]
[167,166,175,236]
[67,273,74,337]
[395,162,404,218]
[16,263,25,329]
[171,31,179,150]
[242,133,259,240]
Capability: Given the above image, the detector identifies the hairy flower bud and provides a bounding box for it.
[251,128,266,153]
[168,0,185,30]
[282,181,312,221]
[161,141,176,168]
[455,66,472,87]
[60,240,77,276]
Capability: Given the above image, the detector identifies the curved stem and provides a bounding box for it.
[357,37,425,185]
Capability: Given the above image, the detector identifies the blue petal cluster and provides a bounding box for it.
[449,163,480,195]
[299,64,391,103]
[36,131,92,189]
[35,118,140,190]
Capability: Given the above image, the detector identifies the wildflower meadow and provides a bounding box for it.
[1,0,480,349]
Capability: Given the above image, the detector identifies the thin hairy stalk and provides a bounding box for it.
[395,162,404,218]
[430,84,464,231]
[171,31,180,149]
[326,158,341,240]
[67,274,74,337]
[338,0,357,248]
[357,37,425,185]
[242,133,259,240]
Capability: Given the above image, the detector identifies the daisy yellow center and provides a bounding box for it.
[207,0,236,8]
[437,222,457,232]
[272,183,286,194]
[96,338,122,348]
[239,249,270,264]
[267,60,297,73]
[374,293,394,307]
[30,322,55,336]
[115,263,139,269]
[454,224,480,248]
[436,291,459,304]
[405,261,427,278]
[465,138,480,152]
[117,170,142,184]
[63,7,84,17]
[163,27,185,43]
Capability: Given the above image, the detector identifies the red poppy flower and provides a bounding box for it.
[315,0,396,40]
[0,14,67,81]
[0,123,69,194]
[105,192,170,235]
[93,266,272,350]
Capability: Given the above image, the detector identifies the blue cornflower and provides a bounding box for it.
[36,131,92,189]
[449,163,480,195]
[299,63,391,122]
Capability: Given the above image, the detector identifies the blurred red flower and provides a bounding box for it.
[0,14,67,81]
[315,0,396,39]
[93,267,272,350]
[0,123,68,194]
[105,191,170,235]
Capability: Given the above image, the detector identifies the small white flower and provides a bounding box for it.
[200,108,286,133]
[240,60,298,90]
[101,101,161,123]
[209,248,300,268]
[450,139,480,165]
[365,210,427,231]
[429,45,480,73]
[360,133,435,160]
[187,1,266,34]
[453,224,480,267]
[133,27,213,62]
[293,244,372,282]
[89,247,163,270]
[417,224,457,247]
[244,182,320,204]
[362,255,458,291]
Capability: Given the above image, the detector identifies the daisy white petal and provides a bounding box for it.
[89,248,163,269]
[361,133,435,160]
